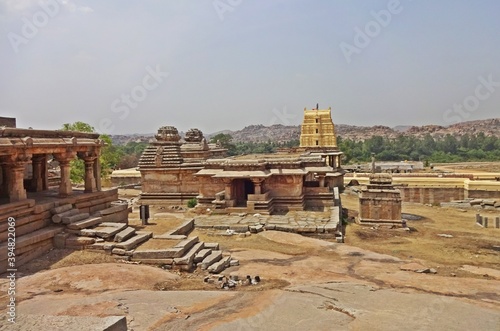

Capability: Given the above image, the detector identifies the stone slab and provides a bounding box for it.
[173,242,204,265]
[194,248,212,263]
[66,216,103,230]
[114,227,136,243]
[62,212,90,225]
[114,232,152,251]
[204,243,220,250]
[201,250,222,270]
[208,255,231,273]
[93,223,128,239]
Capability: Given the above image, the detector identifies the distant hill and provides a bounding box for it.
[110,118,500,145]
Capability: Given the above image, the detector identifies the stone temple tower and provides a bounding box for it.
[299,106,337,148]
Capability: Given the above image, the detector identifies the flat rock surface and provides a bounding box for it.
[0,230,498,331]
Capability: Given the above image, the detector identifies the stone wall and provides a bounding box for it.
[398,187,465,204]
[0,189,119,273]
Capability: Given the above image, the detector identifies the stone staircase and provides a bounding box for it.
[52,207,235,274]
[51,202,152,256]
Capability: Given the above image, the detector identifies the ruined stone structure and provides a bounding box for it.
[138,126,227,206]
[358,174,403,225]
[138,106,345,214]
[0,125,128,273]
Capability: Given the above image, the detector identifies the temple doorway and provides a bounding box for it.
[233,179,255,207]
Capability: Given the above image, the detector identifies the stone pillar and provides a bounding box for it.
[223,178,235,207]
[9,163,28,202]
[58,159,72,197]
[252,179,264,195]
[5,153,32,202]
[31,155,45,192]
[79,153,98,193]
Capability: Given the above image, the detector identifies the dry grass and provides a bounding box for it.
[342,193,500,269]
[190,229,317,256]
[18,249,116,275]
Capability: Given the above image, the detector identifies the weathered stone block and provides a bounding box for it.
[62,212,90,225]
[51,204,73,215]
[201,250,222,270]
[194,248,212,263]
[66,217,102,230]
[114,227,136,243]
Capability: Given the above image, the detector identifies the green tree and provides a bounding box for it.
[210,133,236,155]
[60,122,120,182]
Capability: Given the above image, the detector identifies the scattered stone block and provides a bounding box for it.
[264,224,276,231]
[201,250,222,270]
[66,236,95,246]
[93,223,128,239]
[52,209,80,223]
[51,204,73,215]
[62,212,90,225]
[470,199,483,206]
[173,242,204,265]
[114,227,136,243]
[229,259,239,266]
[53,232,70,248]
[66,217,102,230]
[208,255,231,273]
[194,249,212,263]
[229,225,249,233]
[174,236,199,251]
[111,248,134,256]
[133,248,183,259]
[249,224,264,233]
[114,232,152,251]
[204,243,219,250]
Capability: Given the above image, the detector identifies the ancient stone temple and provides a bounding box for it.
[0,126,103,202]
[138,126,227,206]
[138,105,345,214]
[358,174,403,225]
[0,122,127,273]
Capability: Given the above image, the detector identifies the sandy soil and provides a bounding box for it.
[1,187,499,330]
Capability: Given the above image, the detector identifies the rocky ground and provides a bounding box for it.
[0,194,499,330]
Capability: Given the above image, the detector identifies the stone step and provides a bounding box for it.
[208,255,231,273]
[173,242,204,266]
[66,235,96,246]
[194,248,212,264]
[0,226,63,257]
[111,248,134,256]
[114,232,152,251]
[51,204,73,215]
[52,209,80,223]
[133,249,180,260]
[114,227,136,243]
[66,216,103,230]
[204,243,220,250]
[201,250,222,270]
[82,223,128,239]
[62,212,90,225]
[174,236,199,251]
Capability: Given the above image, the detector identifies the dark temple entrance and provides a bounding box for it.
[233,179,255,207]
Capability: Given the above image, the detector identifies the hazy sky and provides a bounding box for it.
[1,0,499,134]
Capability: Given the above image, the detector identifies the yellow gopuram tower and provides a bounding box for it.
[299,106,337,148]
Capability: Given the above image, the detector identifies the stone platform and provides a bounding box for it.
[194,208,341,236]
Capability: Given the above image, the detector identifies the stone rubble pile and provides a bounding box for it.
[52,214,236,273]
[440,198,500,210]
[204,274,260,289]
